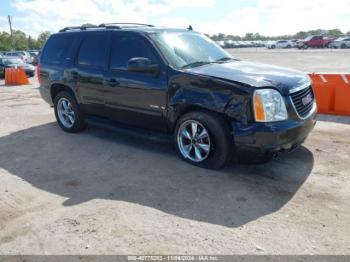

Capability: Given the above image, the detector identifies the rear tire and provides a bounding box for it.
[174,111,232,169]
[54,91,86,133]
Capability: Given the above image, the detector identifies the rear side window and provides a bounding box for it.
[41,34,74,64]
[109,34,155,70]
[77,33,108,69]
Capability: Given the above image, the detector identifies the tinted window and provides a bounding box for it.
[78,33,108,69]
[41,34,74,64]
[110,34,155,70]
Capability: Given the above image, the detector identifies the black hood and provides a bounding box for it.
[186,60,310,94]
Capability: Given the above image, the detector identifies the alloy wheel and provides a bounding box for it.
[57,98,75,128]
[177,120,211,162]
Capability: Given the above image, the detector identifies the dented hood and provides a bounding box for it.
[186,60,310,93]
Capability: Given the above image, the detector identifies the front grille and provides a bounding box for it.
[290,85,315,118]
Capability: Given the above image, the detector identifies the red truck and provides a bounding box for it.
[297,35,335,49]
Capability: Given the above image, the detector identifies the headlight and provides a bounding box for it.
[253,89,288,122]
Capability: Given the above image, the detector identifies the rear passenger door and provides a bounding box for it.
[103,32,168,131]
[74,32,110,116]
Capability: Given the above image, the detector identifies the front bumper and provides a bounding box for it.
[232,108,317,156]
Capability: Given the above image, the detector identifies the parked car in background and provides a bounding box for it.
[290,39,299,48]
[297,35,334,49]
[216,41,226,48]
[0,56,35,77]
[28,50,40,65]
[224,39,234,48]
[266,40,292,49]
[5,51,33,63]
[254,40,264,47]
[330,36,350,48]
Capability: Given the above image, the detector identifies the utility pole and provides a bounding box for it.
[8,15,13,50]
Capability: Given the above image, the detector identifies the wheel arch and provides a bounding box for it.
[50,83,77,103]
[170,104,233,135]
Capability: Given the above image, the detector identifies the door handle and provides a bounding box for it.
[103,78,119,87]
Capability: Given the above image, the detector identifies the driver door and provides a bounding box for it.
[103,32,168,132]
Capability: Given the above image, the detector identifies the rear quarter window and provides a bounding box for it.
[41,33,75,64]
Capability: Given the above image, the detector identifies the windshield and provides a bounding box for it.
[3,58,23,64]
[150,31,233,69]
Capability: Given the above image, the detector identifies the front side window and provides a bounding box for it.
[77,33,108,69]
[109,34,155,70]
[149,31,232,69]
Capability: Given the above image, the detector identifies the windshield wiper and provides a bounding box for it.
[215,57,235,62]
[181,61,213,69]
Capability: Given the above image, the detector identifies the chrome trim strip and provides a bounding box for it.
[289,82,311,94]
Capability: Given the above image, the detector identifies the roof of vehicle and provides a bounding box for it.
[1,56,23,59]
[55,23,195,35]
[335,36,350,41]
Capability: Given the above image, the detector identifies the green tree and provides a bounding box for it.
[244,33,254,40]
[27,35,36,49]
[36,31,51,49]
[12,30,28,50]
[327,29,343,37]
[0,32,12,51]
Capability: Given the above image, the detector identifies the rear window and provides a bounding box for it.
[77,33,108,69]
[41,34,74,64]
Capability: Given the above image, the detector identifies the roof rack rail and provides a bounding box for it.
[59,26,95,32]
[98,23,155,28]
[59,24,121,32]
[59,23,154,33]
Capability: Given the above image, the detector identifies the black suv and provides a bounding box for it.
[39,23,317,169]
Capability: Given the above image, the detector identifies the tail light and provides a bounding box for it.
[37,63,41,84]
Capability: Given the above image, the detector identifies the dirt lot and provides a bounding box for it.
[0,56,350,254]
[229,48,350,72]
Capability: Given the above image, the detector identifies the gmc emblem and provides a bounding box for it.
[302,94,312,106]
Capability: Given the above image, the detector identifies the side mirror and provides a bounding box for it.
[127,57,159,76]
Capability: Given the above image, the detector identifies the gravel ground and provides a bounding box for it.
[228,48,350,72]
[0,59,350,255]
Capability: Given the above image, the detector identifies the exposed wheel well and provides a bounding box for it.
[172,105,233,134]
[51,84,76,103]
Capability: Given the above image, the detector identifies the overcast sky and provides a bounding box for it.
[0,0,350,37]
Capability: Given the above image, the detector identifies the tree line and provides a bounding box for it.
[0,30,51,51]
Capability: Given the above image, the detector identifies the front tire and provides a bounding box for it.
[54,91,86,133]
[174,111,232,169]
